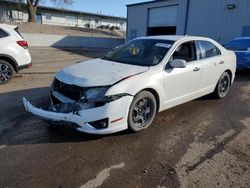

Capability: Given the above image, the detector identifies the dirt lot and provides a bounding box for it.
[0,47,250,188]
[18,23,125,38]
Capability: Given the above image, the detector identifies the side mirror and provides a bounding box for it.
[170,59,187,68]
[247,47,250,52]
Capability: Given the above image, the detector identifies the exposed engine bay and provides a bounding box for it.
[49,78,131,113]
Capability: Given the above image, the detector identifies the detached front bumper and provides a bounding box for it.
[23,96,133,134]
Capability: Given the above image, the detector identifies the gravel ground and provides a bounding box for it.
[0,47,249,188]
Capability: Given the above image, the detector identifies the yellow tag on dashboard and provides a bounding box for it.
[130,47,140,55]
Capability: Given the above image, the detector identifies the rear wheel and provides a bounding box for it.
[128,91,157,132]
[213,72,231,98]
[0,60,14,85]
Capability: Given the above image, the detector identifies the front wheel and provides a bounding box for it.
[213,72,231,98]
[128,91,157,132]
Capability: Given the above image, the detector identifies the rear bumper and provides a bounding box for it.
[23,95,133,135]
[18,62,32,71]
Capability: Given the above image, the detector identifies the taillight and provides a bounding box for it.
[17,40,28,49]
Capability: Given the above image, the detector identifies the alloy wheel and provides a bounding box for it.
[0,63,12,83]
[218,73,230,97]
[132,98,154,128]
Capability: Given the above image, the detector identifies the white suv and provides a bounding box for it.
[0,23,32,84]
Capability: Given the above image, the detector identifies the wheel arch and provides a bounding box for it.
[225,69,233,85]
[0,54,18,72]
[141,88,160,112]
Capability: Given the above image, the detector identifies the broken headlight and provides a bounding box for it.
[84,87,109,102]
[82,87,131,104]
[102,93,131,103]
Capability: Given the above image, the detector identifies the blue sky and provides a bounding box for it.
[42,0,153,17]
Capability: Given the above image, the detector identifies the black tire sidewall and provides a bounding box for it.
[0,60,14,85]
[128,91,157,132]
[215,72,231,98]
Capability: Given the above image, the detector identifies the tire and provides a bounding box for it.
[0,60,14,85]
[128,91,157,132]
[213,72,231,99]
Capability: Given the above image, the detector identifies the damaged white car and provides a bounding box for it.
[23,36,236,134]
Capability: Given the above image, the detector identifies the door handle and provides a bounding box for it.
[219,60,225,64]
[193,67,200,72]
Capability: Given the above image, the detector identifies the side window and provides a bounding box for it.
[169,41,197,63]
[0,29,8,38]
[195,40,221,59]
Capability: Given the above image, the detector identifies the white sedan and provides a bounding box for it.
[23,36,236,134]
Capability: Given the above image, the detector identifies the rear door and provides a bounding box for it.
[194,40,224,94]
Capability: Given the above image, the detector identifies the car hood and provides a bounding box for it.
[56,58,149,87]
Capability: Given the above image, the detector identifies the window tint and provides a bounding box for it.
[170,41,196,63]
[195,41,221,59]
[0,28,8,38]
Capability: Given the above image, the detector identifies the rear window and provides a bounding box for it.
[195,40,221,59]
[14,27,24,39]
[0,28,9,38]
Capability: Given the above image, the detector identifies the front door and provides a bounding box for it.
[163,41,202,109]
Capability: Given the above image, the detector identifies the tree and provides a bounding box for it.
[26,0,39,22]
[18,0,74,22]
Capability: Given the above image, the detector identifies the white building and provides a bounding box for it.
[0,0,126,30]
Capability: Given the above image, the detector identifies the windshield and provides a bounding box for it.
[226,39,250,51]
[102,39,174,66]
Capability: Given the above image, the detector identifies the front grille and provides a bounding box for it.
[53,79,84,101]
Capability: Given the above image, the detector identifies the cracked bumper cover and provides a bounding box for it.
[23,96,133,134]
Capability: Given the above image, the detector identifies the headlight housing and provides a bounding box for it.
[83,87,131,104]
[102,93,131,103]
[84,87,109,102]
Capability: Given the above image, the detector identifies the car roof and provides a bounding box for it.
[0,23,17,30]
[135,35,212,42]
[231,37,250,40]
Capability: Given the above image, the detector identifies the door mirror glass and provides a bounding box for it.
[170,59,187,68]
